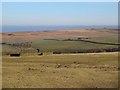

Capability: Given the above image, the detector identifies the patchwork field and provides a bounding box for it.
[1,28,119,54]
[1,28,119,88]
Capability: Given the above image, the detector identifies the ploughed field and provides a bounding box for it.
[1,28,119,88]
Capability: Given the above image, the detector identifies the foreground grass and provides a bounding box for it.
[2,52,118,88]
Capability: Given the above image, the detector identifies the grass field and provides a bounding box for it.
[2,52,118,88]
[1,29,119,88]
[2,39,118,54]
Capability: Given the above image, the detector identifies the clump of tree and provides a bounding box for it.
[8,34,14,36]
[77,37,89,40]
[52,48,119,54]
[12,42,32,48]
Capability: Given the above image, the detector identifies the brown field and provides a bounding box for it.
[2,28,118,41]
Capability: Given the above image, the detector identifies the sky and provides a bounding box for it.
[2,2,118,26]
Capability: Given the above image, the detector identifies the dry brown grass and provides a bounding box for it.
[2,52,118,88]
[1,29,118,41]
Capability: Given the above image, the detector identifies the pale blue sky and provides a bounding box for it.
[2,2,118,26]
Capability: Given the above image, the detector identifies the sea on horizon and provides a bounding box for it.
[1,25,118,32]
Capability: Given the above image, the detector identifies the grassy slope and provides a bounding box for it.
[2,52,118,88]
[89,36,118,44]
[2,38,118,54]
[32,39,118,51]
